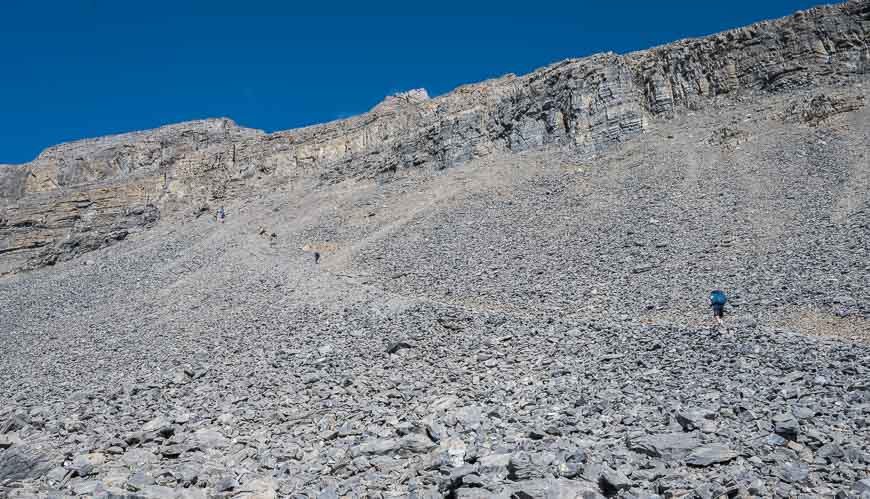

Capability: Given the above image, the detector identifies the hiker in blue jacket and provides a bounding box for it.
[710,290,727,325]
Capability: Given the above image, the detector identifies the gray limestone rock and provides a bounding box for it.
[675,408,717,432]
[685,445,738,467]
[508,452,549,481]
[126,471,155,492]
[0,432,20,449]
[0,445,56,482]
[629,433,701,460]
[214,476,239,492]
[779,462,810,483]
[773,413,800,440]
[599,466,633,495]
[350,439,399,457]
[69,453,105,478]
[501,478,605,499]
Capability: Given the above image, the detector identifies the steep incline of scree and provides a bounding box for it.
[0,79,869,497]
[2,0,869,275]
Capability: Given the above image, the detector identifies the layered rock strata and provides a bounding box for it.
[1,0,868,274]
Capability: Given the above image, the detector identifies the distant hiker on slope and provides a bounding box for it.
[217,206,225,224]
[710,289,727,325]
[314,252,320,264]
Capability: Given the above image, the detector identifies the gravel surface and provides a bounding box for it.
[1,86,869,497]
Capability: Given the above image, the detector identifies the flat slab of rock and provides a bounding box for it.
[142,415,172,434]
[0,446,58,482]
[629,433,701,460]
[675,407,717,432]
[386,341,413,354]
[686,444,738,467]
[599,466,633,494]
[350,438,399,457]
[120,448,159,467]
[499,478,605,499]
[192,428,228,449]
[779,462,810,483]
[70,453,105,477]
[0,432,20,449]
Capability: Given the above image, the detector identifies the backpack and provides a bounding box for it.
[710,290,727,306]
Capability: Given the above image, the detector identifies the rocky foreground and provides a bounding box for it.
[2,1,870,498]
[3,273,870,498]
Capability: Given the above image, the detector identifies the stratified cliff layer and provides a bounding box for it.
[1,0,868,275]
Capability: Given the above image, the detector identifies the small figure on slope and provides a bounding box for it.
[710,289,727,325]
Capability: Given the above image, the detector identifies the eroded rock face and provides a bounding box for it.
[0,119,263,275]
[1,0,868,274]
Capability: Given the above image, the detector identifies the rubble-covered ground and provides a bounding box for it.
[1,88,869,498]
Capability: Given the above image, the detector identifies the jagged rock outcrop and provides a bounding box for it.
[1,0,868,274]
[0,120,264,274]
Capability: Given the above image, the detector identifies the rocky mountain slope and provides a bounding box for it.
[2,0,869,276]
[1,2,870,499]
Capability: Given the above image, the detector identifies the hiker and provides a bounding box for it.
[217,207,225,224]
[710,289,727,325]
[314,252,320,264]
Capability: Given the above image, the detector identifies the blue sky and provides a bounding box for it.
[2,0,825,164]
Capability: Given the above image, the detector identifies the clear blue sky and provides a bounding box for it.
[2,0,826,164]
